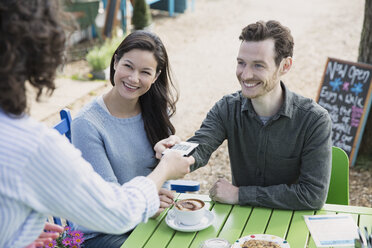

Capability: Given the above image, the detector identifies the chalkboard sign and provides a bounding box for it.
[316,57,372,166]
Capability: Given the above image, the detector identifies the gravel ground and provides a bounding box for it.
[54,0,371,207]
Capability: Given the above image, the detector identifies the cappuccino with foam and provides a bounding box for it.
[175,199,204,211]
[173,198,206,226]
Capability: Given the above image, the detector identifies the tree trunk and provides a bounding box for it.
[357,0,372,156]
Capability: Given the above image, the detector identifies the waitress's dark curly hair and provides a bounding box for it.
[0,0,66,116]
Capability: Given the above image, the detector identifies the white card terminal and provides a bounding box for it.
[162,142,199,157]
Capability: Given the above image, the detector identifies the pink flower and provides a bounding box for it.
[62,237,72,246]
[54,227,85,247]
[70,230,83,237]
[45,240,56,247]
[73,236,85,245]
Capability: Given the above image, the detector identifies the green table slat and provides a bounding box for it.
[143,218,176,248]
[218,205,253,244]
[359,214,372,233]
[241,207,272,236]
[265,209,293,238]
[121,210,168,248]
[307,210,336,248]
[189,203,233,248]
[166,202,213,248]
[286,210,314,248]
[166,231,197,248]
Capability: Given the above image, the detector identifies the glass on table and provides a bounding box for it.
[200,238,231,248]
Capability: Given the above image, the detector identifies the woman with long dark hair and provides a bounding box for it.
[71,31,179,247]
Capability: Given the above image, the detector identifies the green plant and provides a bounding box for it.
[86,36,123,72]
[132,0,152,30]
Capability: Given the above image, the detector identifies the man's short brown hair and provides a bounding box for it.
[239,20,294,66]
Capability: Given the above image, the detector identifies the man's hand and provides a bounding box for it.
[25,222,63,248]
[154,135,181,159]
[209,178,239,204]
[152,188,175,218]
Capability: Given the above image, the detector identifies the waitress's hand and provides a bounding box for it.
[25,222,63,248]
[148,150,194,190]
[152,188,174,218]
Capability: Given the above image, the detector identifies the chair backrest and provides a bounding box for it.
[326,146,349,205]
[53,108,72,142]
[52,108,73,226]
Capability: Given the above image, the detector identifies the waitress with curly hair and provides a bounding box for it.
[0,1,194,247]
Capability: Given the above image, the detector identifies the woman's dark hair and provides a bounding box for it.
[0,0,66,116]
[109,30,178,148]
[239,20,294,66]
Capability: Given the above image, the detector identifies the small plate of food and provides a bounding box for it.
[232,234,290,248]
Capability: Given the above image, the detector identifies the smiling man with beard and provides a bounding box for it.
[156,20,332,210]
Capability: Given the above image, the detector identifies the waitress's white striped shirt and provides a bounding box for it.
[0,110,159,248]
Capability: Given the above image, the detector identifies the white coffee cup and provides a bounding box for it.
[173,198,206,226]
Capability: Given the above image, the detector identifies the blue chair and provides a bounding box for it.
[51,108,73,226]
[53,108,72,142]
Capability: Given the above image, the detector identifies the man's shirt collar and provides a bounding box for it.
[241,81,294,119]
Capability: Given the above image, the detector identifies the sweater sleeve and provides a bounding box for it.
[21,128,159,234]
[72,117,118,183]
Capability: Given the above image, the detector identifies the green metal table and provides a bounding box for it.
[121,193,372,248]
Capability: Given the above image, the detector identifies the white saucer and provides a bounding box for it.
[165,209,215,232]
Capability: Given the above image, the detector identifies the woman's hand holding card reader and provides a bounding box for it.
[162,142,199,157]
